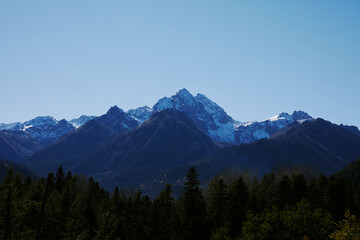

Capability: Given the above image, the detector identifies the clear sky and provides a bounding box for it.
[1,1,359,127]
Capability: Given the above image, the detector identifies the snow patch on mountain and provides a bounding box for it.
[0,122,21,130]
[235,111,314,144]
[0,89,319,146]
[127,106,153,124]
[152,89,238,142]
[0,116,75,145]
[69,115,97,128]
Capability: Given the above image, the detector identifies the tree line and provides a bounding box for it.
[1,165,360,240]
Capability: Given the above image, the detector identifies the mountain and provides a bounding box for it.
[72,109,218,193]
[127,106,153,124]
[0,122,21,130]
[0,116,75,145]
[340,124,360,137]
[25,109,217,195]
[69,115,97,128]
[23,106,139,175]
[0,159,38,183]
[235,111,314,144]
[0,130,44,162]
[192,118,360,178]
[133,88,314,144]
[152,89,238,143]
[0,89,322,145]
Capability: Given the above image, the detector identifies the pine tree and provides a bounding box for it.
[55,165,65,192]
[153,184,176,240]
[228,175,249,238]
[181,166,208,240]
[277,175,292,208]
[208,178,228,230]
[291,174,307,203]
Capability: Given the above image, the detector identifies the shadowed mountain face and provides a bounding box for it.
[340,124,360,137]
[0,130,44,162]
[73,110,217,173]
[184,118,360,179]
[0,159,39,182]
[24,109,218,194]
[23,106,139,175]
[70,110,218,191]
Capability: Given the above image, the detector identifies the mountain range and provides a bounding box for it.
[1,88,360,195]
[1,88,331,146]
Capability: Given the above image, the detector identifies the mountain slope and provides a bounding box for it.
[0,130,44,162]
[0,159,39,182]
[61,109,218,193]
[0,116,75,145]
[192,118,360,178]
[130,89,314,144]
[152,89,237,143]
[340,124,360,137]
[23,106,139,175]
[69,115,97,128]
[235,111,313,144]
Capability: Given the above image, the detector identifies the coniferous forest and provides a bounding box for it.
[1,165,360,240]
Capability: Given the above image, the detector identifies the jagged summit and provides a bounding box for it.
[292,110,313,121]
[0,116,74,145]
[151,89,236,142]
[127,106,153,124]
[106,105,124,115]
[69,115,97,128]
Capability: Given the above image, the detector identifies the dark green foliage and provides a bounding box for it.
[337,158,360,183]
[227,176,249,238]
[181,166,208,240]
[1,166,360,239]
[276,175,292,208]
[242,200,333,240]
[208,178,228,230]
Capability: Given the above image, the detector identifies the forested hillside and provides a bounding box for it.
[1,166,360,240]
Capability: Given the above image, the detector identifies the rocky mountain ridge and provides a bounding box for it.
[1,88,359,145]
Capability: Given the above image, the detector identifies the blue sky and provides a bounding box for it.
[1,1,359,126]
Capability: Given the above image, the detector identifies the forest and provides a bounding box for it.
[1,165,360,240]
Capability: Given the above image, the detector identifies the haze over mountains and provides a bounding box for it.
[1,88,360,194]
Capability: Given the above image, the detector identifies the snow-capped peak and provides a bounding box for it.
[265,112,292,122]
[69,115,97,128]
[107,105,124,115]
[127,106,153,124]
[0,116,75,145]
[152,89,237,142]
[235,110,314,144]
[176,88,196,105]
[24,116,58,127]
[291,111,313,121]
